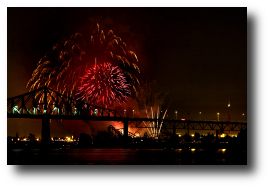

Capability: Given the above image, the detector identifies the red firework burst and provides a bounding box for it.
[76,62,130,107]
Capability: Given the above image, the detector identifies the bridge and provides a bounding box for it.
[7,86,247,144]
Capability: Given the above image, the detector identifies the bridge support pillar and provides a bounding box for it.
[215,130,219,143]
[123,120,128,138]
[123,120,129,148]
[173,126,176,138]
[42,117,51,145]
[187,123,189,135]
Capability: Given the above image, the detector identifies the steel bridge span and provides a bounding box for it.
[7,86,247,143]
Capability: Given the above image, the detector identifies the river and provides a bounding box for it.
[7,148,247,165]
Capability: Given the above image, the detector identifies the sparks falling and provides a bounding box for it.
[27,23,140,102]
[76,62,130,108]
[144,106,168,139]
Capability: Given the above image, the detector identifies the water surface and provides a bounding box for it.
[8,148,247,165]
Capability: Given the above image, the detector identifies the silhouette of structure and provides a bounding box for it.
[228,100,231,134]
[7,86,247,145]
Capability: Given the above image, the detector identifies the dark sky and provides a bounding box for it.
[7,7,247,137]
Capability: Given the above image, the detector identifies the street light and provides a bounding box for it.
[242,113,245,122]
[175,111,177,120]
[124,109,126,117]
[199,112,201,120]
[133,110,134,118]
[217,112,220,121]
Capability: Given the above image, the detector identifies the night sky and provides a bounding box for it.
[7,7,247,137]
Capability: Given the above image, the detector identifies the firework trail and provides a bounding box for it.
[136,81,167,110]
[144,106,168,138]
[27,33,87,97]
[136,81,169,138]
[76,62,130,108]
[27,23,140,105]
[87,24,140,93]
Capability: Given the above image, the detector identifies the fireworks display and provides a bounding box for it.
[136,81,168,111]
[144,106,168,138]
[24,22,168,139]
[76,62,130,107]
[27,23,140,104]
[135,81,169,138]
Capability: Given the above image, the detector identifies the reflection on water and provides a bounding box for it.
[7,148,247,165]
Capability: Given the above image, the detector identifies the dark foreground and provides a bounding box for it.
[7,148,247,165]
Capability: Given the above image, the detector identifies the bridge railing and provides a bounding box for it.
[124,118,247,132]
[7,86,122,118]
[7,86,247,133]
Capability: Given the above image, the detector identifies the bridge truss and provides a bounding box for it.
[7,86,122,119]
[7,86,247,143]
[126,119,246,132]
